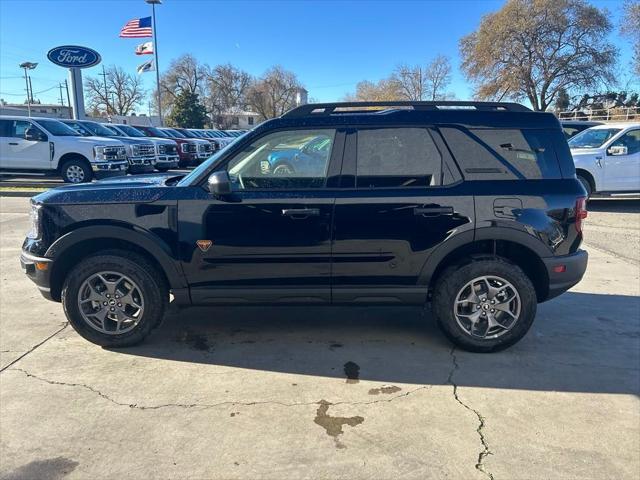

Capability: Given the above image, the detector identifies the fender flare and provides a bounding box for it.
[418,227,552,286]
[46,224,187,289]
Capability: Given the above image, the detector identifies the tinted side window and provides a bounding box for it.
[440,127,561,180]
[226,129,336,190]
[610,130,640,155]
[0,120,10,137]
[356,128,442,188]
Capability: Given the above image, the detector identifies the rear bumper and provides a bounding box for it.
[543,249,588,301]
[20,251,55,301]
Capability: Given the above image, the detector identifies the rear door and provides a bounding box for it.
[178,128,345,304]
[331,127,474,304]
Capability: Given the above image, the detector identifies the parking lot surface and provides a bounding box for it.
[1,196,638,480]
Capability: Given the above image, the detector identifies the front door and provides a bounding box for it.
[179,128,344,304]
[331,127,474,304]
[1,120,49,170]
[603,129,640,192]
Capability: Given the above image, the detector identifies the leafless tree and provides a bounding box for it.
[205,63,253,116]
[247,66,303,119]
[156,54,207,115]
[392,55,452,101]
[343,78,403,101]
[85,65,145,115]
[621,0,640,77]
[460,0,617,111]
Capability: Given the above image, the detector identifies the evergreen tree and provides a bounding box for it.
[166,91,208,128]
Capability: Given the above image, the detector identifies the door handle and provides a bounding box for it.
[8,142,18,146]
[282,208,320,218]
[414,206,454,216]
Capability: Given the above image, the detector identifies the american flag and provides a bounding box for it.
[119,17,152,38]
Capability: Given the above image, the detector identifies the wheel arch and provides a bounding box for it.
[57,152,91,170]
[46,224,186,302]
[575,168,596,192]
[422,232,550,302]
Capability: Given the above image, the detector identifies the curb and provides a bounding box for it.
[0,191,43,198]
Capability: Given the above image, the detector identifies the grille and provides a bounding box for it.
[133,144,155,157]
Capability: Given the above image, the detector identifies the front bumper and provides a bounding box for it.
[92,161,128,179]
[155,154,180,169]
[20,251,55,301]
[543,249,588,300]
[128,156,156,173]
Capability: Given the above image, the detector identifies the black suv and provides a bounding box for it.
[20,102,588,352]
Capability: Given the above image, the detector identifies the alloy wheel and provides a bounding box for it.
[453,275,521,339]
[77,271,145,334]
[66,165,85,183]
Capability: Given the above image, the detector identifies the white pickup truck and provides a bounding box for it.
[570,123,640,197]
[0,115,128,183]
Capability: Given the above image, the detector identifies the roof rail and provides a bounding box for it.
[282,101,531,118]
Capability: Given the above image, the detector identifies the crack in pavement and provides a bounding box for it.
[447,347,494,480]
[8,367,431,411]
[0,323,68,373]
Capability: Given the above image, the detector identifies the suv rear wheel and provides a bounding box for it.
[432,258,537,352]
[61,158,92,183]
[61,250,167,347]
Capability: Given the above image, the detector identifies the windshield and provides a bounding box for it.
[178,137,243,186]
[164,128,185,138]
[145,127,167,137]
[62,121,92,136]
[179,129,198,138]
[34,119,79,136]
[79,121,118,137]
[569,128,622,149]
[116,125,146,137]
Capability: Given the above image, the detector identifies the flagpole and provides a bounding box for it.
[147,0,163,126]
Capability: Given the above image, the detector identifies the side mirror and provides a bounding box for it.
[24,128,44,142]
[607,145,628,156]
[207,170,231,196]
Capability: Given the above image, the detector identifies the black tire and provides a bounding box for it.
[61,250,168,347]
[156,166,170,172]
[577,173,593,198]
[60,158,93,183]
[432,257,537,352]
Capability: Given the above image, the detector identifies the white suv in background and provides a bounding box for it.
[0,116,128,183]
[569,123,640,197]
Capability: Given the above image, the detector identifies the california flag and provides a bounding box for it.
[135,42,154,55]
[137,59,155,74]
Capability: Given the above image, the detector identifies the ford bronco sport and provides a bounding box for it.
[21,101,588,352]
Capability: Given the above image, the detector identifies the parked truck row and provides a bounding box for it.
[0,115,246,183]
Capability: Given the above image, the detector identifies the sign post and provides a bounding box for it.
[47,45,101,120]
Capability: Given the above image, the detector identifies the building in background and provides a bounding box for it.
[214,110,261,129]
[0,101,71,118]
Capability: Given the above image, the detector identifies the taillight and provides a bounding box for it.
[575,197,587,233]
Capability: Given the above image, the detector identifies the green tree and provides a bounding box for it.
[166,91,208,128]
[555,88,571,111]
[460,0,617,111]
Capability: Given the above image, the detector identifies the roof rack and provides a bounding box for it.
[282,101,531,118]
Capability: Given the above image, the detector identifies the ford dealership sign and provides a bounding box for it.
[47,45,101,69]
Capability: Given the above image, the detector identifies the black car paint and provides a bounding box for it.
[22,108,586,306]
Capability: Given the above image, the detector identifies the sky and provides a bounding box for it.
[0,0,635,113]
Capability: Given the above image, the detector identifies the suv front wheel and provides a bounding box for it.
[432,258,537,352]
[61,250,168,347]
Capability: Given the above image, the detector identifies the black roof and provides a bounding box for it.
[259,101,560,130]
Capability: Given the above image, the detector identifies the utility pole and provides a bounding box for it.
[99,64,110,114]
[28,76,34,103]
[58,83,65,106]
[64,79,71,118]
[146,0,163,126]
[19,62,37,116]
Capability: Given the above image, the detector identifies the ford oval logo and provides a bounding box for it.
[47,45,101,69]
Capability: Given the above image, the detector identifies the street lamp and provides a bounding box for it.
[145,0,163,125]
[19,61,38,117]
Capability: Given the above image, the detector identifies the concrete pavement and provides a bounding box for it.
[1,196,638,479]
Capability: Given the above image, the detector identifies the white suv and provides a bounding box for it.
[570,123,640,196]
[0,116,128,183]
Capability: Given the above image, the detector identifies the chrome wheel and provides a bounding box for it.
[66,165,85,183]
[454,275,521,339]
[77,271,145,335]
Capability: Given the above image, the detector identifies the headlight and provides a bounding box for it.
[181,143,188,153]
[27,203,41,239]
[94,145,126,161]
[93,145,107,161]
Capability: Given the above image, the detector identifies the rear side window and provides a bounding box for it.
[356,128,442,188]
[440,127,561,180]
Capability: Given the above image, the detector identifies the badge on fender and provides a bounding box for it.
[196,240,212,252]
